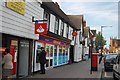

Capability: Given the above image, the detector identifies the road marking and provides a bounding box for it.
[104,72,113,78]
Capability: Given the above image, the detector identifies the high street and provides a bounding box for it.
[28,59,102,79]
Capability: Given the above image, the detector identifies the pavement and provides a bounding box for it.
[27,58,103,79]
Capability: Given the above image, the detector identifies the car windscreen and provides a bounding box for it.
[106,55,117,59]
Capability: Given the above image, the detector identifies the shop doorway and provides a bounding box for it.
[45,44,54,69]
[34,42,43,71]
[70,45,74,63]
[18,40,29,77]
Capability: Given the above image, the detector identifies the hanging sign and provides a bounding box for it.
[35,23,47,34]
[72,32,78,36]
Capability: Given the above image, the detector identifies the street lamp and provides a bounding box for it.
[101,26,112,54]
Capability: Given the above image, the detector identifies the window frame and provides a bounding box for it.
[60,21,64,36]
[66,24,69,38]
[54,17,59,34]
[43,10,50,31]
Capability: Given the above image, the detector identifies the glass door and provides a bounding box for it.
[45,44,54,69]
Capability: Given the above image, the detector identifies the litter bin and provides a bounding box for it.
[91,54,98,71]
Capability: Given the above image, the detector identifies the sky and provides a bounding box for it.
[53,0,119,48]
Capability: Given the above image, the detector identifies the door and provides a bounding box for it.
[18,40,29,77]
[45,44,54,69]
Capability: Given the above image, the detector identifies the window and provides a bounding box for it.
[60,21,64,36]
[66,24,69,38]
[43,10,50,30]
[54,17,59,34]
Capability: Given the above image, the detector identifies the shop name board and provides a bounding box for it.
[6,0,25,15]
[53,40,61,45]
[39,37,69,47]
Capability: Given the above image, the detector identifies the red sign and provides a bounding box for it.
[72,32,78,36]
[35,23,47,34]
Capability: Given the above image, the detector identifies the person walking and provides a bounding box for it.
[39,47,46,74]
[2,48,13,79]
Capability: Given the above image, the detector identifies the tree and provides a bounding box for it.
[95,32,106,52]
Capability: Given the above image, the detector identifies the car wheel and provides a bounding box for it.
[113,72,118,80]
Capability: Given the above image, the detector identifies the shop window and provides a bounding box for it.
[63,47,65,63]
[54,17,59,34]
[50,46,53,57]
[65,48,68,63]
[54,46,57,65]
[36,45,41,63]
[46,46,49,57]
[58,46,62,64]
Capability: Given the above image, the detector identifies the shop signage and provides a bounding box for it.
[39,37,69,46]
[6,0,25,15]
[72,32,78,36]
[53,40,61,45]
[35,23,47,34]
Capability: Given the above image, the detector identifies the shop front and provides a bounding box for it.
[33,35,70,72]
[2,34,32,78]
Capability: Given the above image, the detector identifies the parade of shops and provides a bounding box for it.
[1,0,92,78]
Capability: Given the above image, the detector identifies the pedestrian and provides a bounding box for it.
[39,47,46,74]
[99,53,103,64]
[2,48,13,79]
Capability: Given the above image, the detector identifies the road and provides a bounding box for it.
[101,69,114,80]
[100,57,114,80]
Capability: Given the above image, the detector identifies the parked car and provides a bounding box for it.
[113,53,120,80]
[104,54,117,71]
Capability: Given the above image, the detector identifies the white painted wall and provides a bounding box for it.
[49,14,55,33]
[74,45,82,62]
[0,2,2,32]
[1,1,44,39]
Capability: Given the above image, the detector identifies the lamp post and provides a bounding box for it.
[101,26,112,54]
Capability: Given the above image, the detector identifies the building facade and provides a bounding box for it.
[67,15,84,62]
[1,0,87,78]
[32,2,77,72]
[1,0,44,78]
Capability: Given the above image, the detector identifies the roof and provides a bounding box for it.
[41,2,78,29]
[42,2,69,22]
[67,15,83,30]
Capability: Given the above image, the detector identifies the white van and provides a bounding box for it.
[113,53,120,80]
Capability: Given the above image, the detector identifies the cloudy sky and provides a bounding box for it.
[53,0,119,48]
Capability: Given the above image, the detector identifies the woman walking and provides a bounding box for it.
[2,48,13,79]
